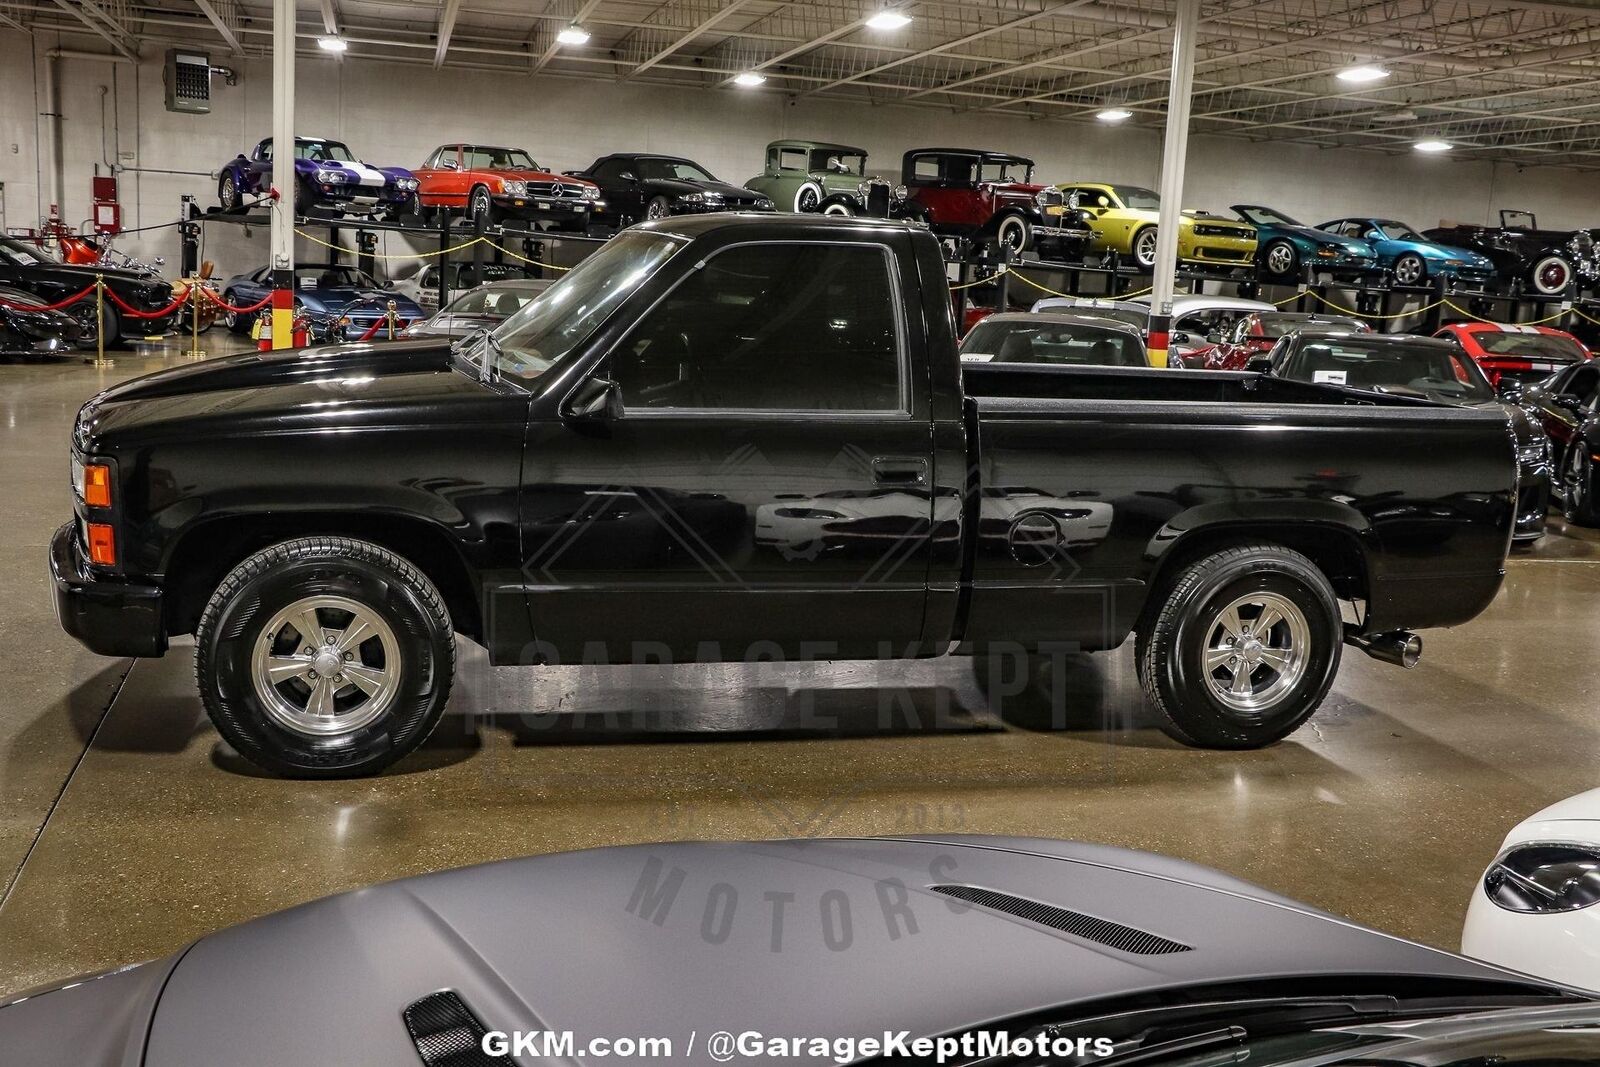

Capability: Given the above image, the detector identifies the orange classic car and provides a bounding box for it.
[412,143,603,231]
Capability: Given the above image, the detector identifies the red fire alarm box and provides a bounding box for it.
[92,175,121,235]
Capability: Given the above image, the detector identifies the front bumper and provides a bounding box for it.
[50,522,167,657]
[495,194,595,220]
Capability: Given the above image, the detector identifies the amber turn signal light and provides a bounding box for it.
[87,522,116,566]
[83,463,113,508]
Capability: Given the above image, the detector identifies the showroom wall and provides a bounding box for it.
[2,27,1596,274]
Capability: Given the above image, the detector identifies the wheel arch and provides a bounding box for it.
[816,192,859,213]
[161,511,483,642]
[1137,510,1372,631]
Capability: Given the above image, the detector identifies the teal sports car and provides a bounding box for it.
[1232,204,1379,281]
[1315,216,1498,287]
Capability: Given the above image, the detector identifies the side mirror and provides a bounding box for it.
[618,171,637,183]
[1554,392,1584,412]
[1246,355,1274,374]
[440,159,459,171]
[1171,330,1193,345]
[565,376,621,420]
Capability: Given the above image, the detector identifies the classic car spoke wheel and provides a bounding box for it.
[1264,240,1298,278]
[251,596,401,737]
[1533,255,1573,296]
[1133,227,1159,269]
[795,183,821,213]
[1393,253,1426,286]
[195,536,455,778]
[1136,542,1340,748]
[1200,592,1310,714]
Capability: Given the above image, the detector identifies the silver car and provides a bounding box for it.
[402,277,552,340]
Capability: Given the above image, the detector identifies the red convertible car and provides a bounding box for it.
[413,143,602,230]
[1434,321,1592,389]
[1202,311,1370,370]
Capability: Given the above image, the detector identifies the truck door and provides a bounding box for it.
[519,235,934,663]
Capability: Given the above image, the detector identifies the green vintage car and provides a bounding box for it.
[744,139,926,221]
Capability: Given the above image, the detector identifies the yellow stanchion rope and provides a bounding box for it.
[1441,298,1573,327]
[294,228,492,260]
[1005,267,1152,300]
[1297,289,1443,320]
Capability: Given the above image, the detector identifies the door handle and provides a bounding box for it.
[870,456,928,486]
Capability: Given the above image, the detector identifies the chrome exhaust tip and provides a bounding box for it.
[1346,629,1422,669]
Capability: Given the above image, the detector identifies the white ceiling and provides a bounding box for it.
[11,0,1600,168]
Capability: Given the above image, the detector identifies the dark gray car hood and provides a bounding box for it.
[0,837,1553,1066]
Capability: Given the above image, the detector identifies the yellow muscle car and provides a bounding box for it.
[1054,182,1257,270]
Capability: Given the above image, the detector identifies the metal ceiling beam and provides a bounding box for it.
[193,0,242,53]
[433,0,462,66]
[319,0,338,35]
[715,7,877,87]
[50,0,136,58]
[625,0,758,79]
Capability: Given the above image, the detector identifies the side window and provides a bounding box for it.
[421,267,437,288]
[910,157,940,185]
[258,141,273,162]
[612,243,903,413]
[777,147,806,172]
[592,160,622,181]
[1568,366,1600,405]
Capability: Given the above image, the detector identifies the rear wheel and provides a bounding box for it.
[1132,226,1159,270]
[1563,444,1600,526]
[195,536,455,777]
[1136,543,1341,748]
[1532,254,1574,296]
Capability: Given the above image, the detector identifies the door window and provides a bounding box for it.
[611,242,904,413]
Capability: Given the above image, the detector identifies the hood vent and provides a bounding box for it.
[403,990,514,1067]
[929,884,1193,956]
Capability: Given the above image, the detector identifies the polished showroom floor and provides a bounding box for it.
[2,339,1598,997]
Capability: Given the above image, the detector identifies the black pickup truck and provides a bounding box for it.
[53,215,1518,777]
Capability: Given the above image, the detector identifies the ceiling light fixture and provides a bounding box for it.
[733,71,767,87]
[1414,139,1453,152]
[316,35,348,52]
[1096,108,1134,123]
[556,24,590,45]
[1336,64,1390,83]
[866,10,912,30]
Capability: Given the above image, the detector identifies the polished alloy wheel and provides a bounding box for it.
[251,595,401,737]
[1394,255,1425,285]
[69,303,99,344]
[1134,228,1159,268]
[219,176,236,210]
[1202,591,1310,715]
[470,188,491,225]
[1567,445,1588,509]
[1265,242,1296,276]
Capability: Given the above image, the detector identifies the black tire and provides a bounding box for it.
[1393,252,1427,286]
[293,177,316,218]
[1563,444,1600,526]
[1132,225,1159,270]
[1135,542,1342,749]
[69,300,119,351]
[222,291,252,335]
[995,214,1032,256]
[194,536,455,778]
[819,198,857,217]
[794,183,822,213]
[1261,239,1299,279]
[644,195,672,222]
[218,172,240,211]
[467,185,494,229]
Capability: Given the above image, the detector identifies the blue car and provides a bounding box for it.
[217,136,419,219]
[1315,216,1497,287]
[1232,204,1379,281]
[220,264,425,343]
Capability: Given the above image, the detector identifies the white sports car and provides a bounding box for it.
[1463,787,1600,990]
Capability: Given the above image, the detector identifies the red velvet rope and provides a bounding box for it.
[356,315,409,341]
[101,285,191,320]
[0,284,98,312]
[199,288,274,315]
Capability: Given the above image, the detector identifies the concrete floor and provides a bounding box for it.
[3,339,1599,998]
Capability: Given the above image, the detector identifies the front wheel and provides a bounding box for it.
[467,185,494,229]
[1531,254,1574,296]
[1393,252,1427,286]
[1135,542,1341,748]
[69,300,119,350]
[1132,226,1159,270]
[820,199,856,217]
[1563,444,1600,526]
[1261,239,1299,279]
[218,172,240,211]
[194,537,455,777]
[644,195,672,221]
[995,214,1032,256]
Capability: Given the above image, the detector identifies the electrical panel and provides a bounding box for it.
[164,49,211,114]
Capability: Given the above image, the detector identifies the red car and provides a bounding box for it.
[1434,321,1592,389]
[1203,311,1369,370]
[413,143,601,230]
[901,148,1092,258]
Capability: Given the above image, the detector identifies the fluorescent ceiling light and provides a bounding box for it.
[556,25,590,45]
[733,71,767,87]
[1336,64,1390,83]
[866,10,912,29]
[1096,108,1134,123]
[316,35,348,52]
[1414,140,1453,153]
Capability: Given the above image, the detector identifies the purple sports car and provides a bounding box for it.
[217,136,420,220]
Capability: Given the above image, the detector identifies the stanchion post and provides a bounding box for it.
[190,280,200,359]
[94,276,110,366]
[386,299,397,340]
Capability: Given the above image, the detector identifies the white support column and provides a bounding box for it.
[1146,0,1199,369]
[269,0,296,349]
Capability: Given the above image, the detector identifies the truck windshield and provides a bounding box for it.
[485,230,686,382]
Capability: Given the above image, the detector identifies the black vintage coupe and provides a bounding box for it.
[567,153,774,226]
[1,837,1595,1066]
[1424,210,1599,296]
[0,236,177,348]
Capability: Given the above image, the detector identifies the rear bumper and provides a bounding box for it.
[50,522,166,657]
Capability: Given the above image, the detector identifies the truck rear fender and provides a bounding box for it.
[1137,502,1373,628]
